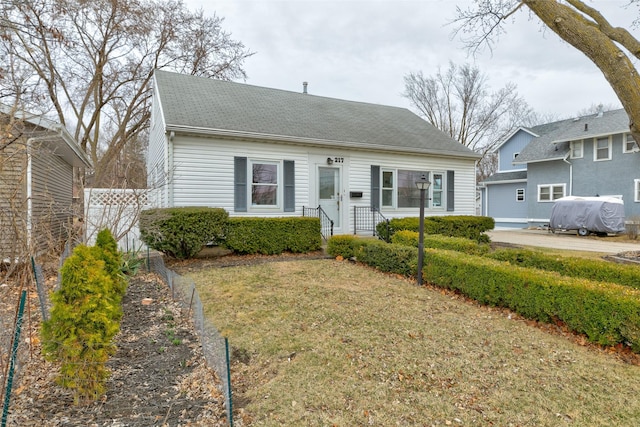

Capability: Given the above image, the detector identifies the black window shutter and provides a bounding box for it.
[234,157,247,212]
[371,165,380,209]
[447,170,455,211]
[283,160,295,212]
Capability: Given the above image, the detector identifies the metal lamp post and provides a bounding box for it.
[415,174,431,286]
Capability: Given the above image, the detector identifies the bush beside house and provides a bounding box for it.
[377,215,494,242]
[139,207,322,258]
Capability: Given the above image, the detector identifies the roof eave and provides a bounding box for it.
[166,124,482,160]
[513,155,567,165]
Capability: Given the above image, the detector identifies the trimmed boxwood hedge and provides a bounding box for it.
[377,215,494,242]
[391,230,490,256]
[488,248,640,290]
[327,236,640,351]
[224,217,322,255]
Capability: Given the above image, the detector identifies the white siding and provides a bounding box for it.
[169,133,477,234]
[172,136,310,216]
[147,84,169,207]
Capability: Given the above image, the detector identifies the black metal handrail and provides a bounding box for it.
[302,206,334,241]
[353,206,390,241]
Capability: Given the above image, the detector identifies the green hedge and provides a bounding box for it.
[391,230,490,256]
[139,207,228,259]
[489,248,640,290]
[377,215,494,242]
[224,217,322,255]
[327,235,364,259]
[328,238,640,351]
[354,239,417,277]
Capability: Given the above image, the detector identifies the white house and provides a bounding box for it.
[147,70,480,235]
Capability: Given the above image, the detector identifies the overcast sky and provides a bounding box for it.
[183,0,637,120]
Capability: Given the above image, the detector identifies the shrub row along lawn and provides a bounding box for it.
[189,260,640,426]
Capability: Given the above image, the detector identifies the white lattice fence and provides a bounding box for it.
[84,188,153,252]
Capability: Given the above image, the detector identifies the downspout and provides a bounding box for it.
[563,155,573,196]
[167,131,174,207]
[26,138,34,251]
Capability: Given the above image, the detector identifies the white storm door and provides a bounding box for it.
[318,166,341,228]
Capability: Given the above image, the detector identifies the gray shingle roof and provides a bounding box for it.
[515,108,630,163]
[154,70,479,159]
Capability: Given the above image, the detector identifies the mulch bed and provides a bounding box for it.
[3,273,227,427]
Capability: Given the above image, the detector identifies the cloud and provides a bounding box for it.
[186,0,631,117]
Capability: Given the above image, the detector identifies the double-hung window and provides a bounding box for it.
[594,136,612,161]
[635,179,640,202]
[251,161,279,206]
[538,184,565,202]
[625,134,638,153]
[432,173,443,207]
[382,170,394,207]
[235,157,295,212]
[570,140,583,158]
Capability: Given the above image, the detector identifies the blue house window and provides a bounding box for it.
[635,179,640,202]
[624,134,638,153]
[570,140,583,159]
[594,137,612,161]
[538,184,565,202]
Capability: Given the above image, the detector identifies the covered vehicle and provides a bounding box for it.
[549,196,625,236]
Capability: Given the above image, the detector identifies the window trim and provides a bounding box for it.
[431,172,444,208]
[378,168,448,210]
[381,169,396,208]
[249,159,281,209]
[624,133,639,153]
[569,140,583,159]
[537,183,565,202]
[593,136,612,161]
[635,179,640,203]
[516,188,525,202]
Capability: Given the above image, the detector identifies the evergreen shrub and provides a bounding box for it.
[391,230,490,255]
[41,245,122,404]
[377,215,494,242]
[489,248,640,290]
[139,207,229,259]
[224,217,322,254]
[95,228,126,296]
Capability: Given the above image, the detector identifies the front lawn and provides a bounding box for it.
[189,259,640,426]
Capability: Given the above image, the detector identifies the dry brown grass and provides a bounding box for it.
[189,259,640,426]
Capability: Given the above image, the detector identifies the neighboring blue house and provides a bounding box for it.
[480,108,639,229]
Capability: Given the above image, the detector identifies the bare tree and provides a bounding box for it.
[453,0,640,146]
[1,0,253,187]
[404,62,535,179]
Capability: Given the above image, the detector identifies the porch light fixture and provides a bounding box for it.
[415,174,431,286]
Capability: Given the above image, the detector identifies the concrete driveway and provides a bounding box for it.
[487,229,640,254]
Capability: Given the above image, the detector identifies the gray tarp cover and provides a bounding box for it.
[549,196,625,233]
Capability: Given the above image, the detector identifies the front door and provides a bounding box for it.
[318,166,341,228]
